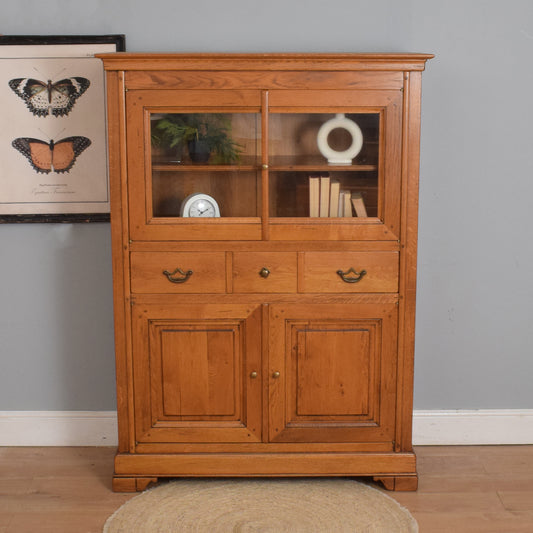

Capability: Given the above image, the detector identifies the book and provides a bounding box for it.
[340,190,353,217]
[338,190,345,216]
[328,179,341,217]
[309,175,320,217]
[319,175,330,217]
[351,192,368,217]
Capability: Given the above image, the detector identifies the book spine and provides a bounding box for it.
[319,175,330,217]
[309,176,320,217]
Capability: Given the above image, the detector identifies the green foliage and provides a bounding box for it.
[153,114,243,163]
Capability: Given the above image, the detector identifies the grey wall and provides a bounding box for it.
[0,0,532,411]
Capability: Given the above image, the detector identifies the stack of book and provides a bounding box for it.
[309,174,367,218]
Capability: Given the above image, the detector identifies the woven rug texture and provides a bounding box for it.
[104,478,418,532]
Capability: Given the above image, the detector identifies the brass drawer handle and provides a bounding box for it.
[259,267,270,278]
[163,267,194,283]
[337,267,367,283]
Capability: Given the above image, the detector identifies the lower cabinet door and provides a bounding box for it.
[268,303,398,444]
[131,303,262,445]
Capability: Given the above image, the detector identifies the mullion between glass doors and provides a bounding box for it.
[261,91,270,239]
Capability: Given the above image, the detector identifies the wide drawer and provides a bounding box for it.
[130,252,226,293]
[233,252,297,293]
[300,252,399,293]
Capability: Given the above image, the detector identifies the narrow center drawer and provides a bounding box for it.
[130,252,226,293]
[300,252,399,293]
[233,252,297,293]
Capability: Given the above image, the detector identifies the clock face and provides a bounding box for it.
[180,193,220,217]
[190,198,216,217]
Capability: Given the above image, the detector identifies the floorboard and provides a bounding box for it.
[1,446,532,532]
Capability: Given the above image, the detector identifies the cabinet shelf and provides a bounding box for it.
[152,164,377,173]
[152,155,260,172]
[152,164,259,172]
[153,158,377,173]
[268,156,377,171]
[270,164,377,172]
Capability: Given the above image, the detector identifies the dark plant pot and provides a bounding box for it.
[188,139,211,163]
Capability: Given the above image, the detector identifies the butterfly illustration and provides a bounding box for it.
[8,77,90,117]
[12,136,91,174]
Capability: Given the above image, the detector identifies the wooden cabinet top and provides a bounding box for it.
[97,53,433,72]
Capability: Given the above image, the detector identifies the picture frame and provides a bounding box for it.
[0,34,125,223]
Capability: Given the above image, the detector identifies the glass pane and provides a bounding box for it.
[269,113,379,218]
[150,113,260,218]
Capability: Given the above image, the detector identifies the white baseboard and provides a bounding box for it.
[412,409,533,445]
[0,411,118,446]
[1,409,532,446]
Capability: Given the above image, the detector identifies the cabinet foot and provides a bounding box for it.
[112,476,159,492]
[373,475,418,491]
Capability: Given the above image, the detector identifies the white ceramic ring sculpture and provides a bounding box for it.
[317,113,363,165]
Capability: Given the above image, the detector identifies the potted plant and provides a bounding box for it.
[153,114,243,163]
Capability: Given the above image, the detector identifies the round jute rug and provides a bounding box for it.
[103,478,417,532]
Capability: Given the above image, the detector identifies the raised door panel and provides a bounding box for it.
[159,326,236,417]
[132,304,262,445]
[294,325,373,417]
[268,303,397,444]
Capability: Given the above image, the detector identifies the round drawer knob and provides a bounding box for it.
[272,371,280,379]
[259,267,271,278]
[250,371,258,379]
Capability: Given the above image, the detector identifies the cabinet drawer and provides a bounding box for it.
[300,252,398,293]
[130,252,226,293]
[233,252,297,293]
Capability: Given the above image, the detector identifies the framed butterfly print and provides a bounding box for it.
[0,35,125,222]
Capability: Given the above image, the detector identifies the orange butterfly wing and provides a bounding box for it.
[12,137,91,174]
[52,137,91,172]
[28,142,53,171]
[52,142,76,172]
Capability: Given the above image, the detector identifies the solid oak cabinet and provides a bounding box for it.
[98,53,432,492]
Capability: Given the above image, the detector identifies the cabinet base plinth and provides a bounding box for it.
[373,475,418,491]
[112,476,159,492]
[112,451,417,492]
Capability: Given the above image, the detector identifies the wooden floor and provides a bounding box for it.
[1,446,532,532]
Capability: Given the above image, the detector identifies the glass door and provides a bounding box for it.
[266,90,402,241]
[126,90,262,241]
[151,112,261,218]
[268,112,380,218]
